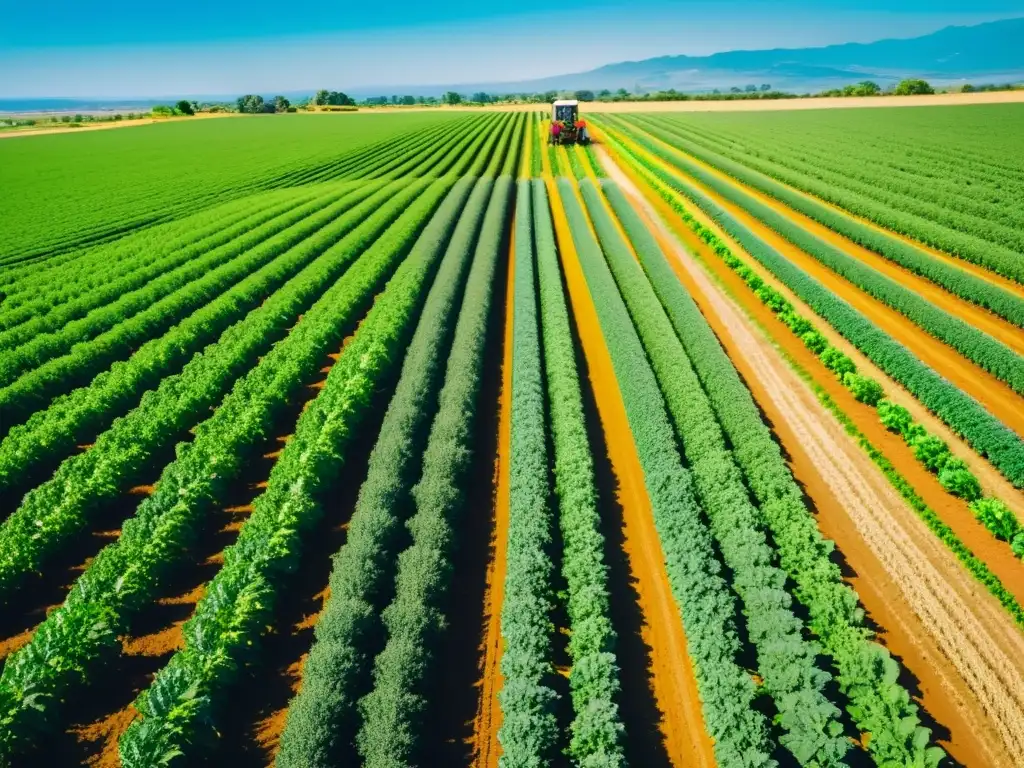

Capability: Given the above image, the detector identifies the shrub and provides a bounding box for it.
[969,498,1021,542]
[910,434,951,471]
[801,330,828,354]
[877,399,912,434]
[937,458,982,501]
[843,372,884,405]
[821,346,856,377]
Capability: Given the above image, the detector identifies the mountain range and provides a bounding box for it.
[347,16,1024,97]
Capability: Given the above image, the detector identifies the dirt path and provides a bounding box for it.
[605,157,1024,766]
[613,132,1024,437]
[0,112,237,140]
[546,176,717,767]
[597,141,1024,549]
[633,126,1024,350]
[468,223,514,768]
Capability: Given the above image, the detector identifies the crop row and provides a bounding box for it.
[274,178,488,767]
[0,123,503,496]
[0,183,382,499]
[643,115,1024,281]
[496,180,562,764]
[119,117,519,765]
[615,164,1024,583]
[607,118,1024,393]
[0,186,309,315]
[1,112,466,262]
[597,172,945,765]
[555,176,777,765]
[601,125,1024,488]
[356,176,512,768]
[580,177,848,765]
[600,138,1024,625]
[0,189,325,342]
[660,117,1024,232]
[0,178,456,763]
[0,184,371,383]
[112,181,481,767]
[617,116,1024,328]
[0,178,430,602]
[0,184,366,427]
[530,178,626,762]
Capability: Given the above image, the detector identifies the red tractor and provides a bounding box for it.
[549,100,590,145]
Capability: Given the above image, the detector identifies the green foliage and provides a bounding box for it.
[496,180,562,765]
[842,372,884,405]
[600,154,945,767]
[613,116,1024,392]
[0,181,421,601]
[599,122,1024,489]
[877,399,913,434]
[969,498,1021,543]
[116,178,472,766]
[557,178,777,766]
[820,346,856,377]
[0,179,454,764]
[0,111,469,263]
[895,79,935,95]
[937,457,983,501]
[617,108,1024,287]
[274,178,484,768]
[582,179,846,765]
[356,178,512,767]
[174,100,194,115]
[532,179,625,763]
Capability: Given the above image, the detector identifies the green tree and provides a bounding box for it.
[744,84,758,92]
[175,100,195,115]
[854,80,881,96]
[471,92,491,103]
[574,90,595,101]
[760,83,772,91]
[236,94,266,113]
[273,95,291,112]
[443,91,463,105]
[314,89,330,105]
[894,78,934,95]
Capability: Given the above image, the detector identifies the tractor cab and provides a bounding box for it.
[550,99,589,145]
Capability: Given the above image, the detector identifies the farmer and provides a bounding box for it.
[550,121,562,144]
[576,120,588,143]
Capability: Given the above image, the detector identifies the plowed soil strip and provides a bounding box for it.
[546,176,716,768]
[469,221,514,768]
[597,143,1024,582]
[616,130,1024,436]
[606,159,1024,766]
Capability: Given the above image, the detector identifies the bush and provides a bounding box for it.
[877,399,912,434]
[937,458,982,501]
[910,434,950,471]
[843,372,884,405]
[820,346,856,377]
[894,79,934,95]
[801,330,828,354]
[969,498,1020,542]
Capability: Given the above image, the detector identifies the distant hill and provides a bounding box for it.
[348,16,1024,97]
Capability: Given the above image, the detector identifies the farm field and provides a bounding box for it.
[0,103,1022,768]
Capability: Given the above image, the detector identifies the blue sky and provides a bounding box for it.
[1,0,1022,97]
